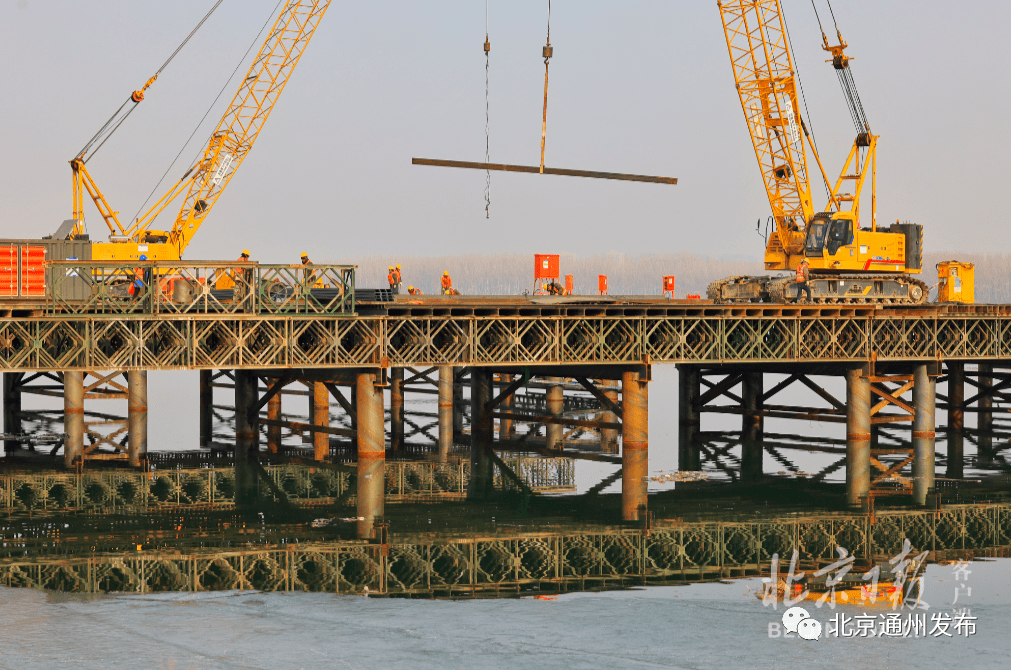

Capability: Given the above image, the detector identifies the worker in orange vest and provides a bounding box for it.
[441,271,453,295]
[408,285,422,295]
[300,252,317,287]
[394,264,402,292]
[544,280,568,296]
[793,258,812,303]
[387,266,397,293]
[130,254,149,300]
[234,249,253,284]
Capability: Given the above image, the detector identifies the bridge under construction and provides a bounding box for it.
[3,260,1011,540]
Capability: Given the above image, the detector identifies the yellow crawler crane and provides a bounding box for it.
[65,0,332,262]
[710,0,927,304]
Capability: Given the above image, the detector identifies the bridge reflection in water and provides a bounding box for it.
[3,460,1010,597]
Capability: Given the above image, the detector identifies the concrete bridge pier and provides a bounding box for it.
[438,365,454,461]
[978,364,994,466]
[199,370,213,448]
[622,368,649,521]
[946,362,964,479]
[677,365,701,471]
[468,368,494,499]
[356,370,385,539]
[390,367,404,452]
[63,370,84,468]
[266,387,282,454]
[311,381,329,461]
[498,373,515,441]
[845,364,871,508]
[741,371,764,482]
[453,367,465,439]
[127,370,147,468]
[601,380,619,454]
[546,378,564,450]
[912,363,937,505]
[234,370,259,502]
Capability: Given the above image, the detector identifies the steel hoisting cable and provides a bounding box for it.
[155,0,226,77]
[129,0,284,226]
[484,0,491,218]
[77,0,225,164]
[821,0,870,135]
[539,0,551,173]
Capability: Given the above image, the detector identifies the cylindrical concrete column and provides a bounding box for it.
[468,369,494,499]
[438,365,454,462]
[545,378,564,450]
[453,367,465,438]
[356,371,385,539]
[235,371,259,453]
[234,370,259,501]
[978,364,994,466]
[127,370,148,468]
[267,389,282,454]
[946,362,964,479]
[912,363,937,506]
[678,366,701,471]
[601,380,619,454]
[390,367,404,452]
[498,374,514,441]
[741,371,763,482]
[199,369,213,447]
[3,373,23,452]
[845,364,871,508]
[313,381,329,461]
[63,370,84,468]
[621,369,649,521]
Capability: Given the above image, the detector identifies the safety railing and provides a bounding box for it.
[258,264,355,315]
[45,261,355,316]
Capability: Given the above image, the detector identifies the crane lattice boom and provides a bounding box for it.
[718,0,814,232]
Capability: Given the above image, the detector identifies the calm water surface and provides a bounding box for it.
[3,560,1010,670]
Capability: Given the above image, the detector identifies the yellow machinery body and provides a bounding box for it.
[937,261,975,304]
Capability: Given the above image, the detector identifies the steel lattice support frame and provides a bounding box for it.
[4,307,1011,372]
[685,360,946,503]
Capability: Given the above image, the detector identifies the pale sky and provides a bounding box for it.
[2,0,1008,262]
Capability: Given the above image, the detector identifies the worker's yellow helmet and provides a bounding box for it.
[301,252,308,258]
[443,271,449,275]
[389,265,394,270]
[408,285,414,290]
[241,249,250,256]
[396,264,401,269]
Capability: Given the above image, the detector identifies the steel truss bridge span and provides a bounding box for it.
[1,303,1010,372]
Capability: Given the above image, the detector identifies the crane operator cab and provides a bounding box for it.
[804,212,854,259]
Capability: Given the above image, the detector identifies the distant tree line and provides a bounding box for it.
[330,251,1011,303]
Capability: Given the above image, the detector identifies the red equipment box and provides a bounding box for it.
[21,246,46,296]
[0,246,16,297]
[534,254,560,280]
[663,275,675,295]
[598,275,607,295]
[565,274,573,294]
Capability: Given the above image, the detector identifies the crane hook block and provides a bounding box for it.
[542,45,553,60]
[484,39,491,53]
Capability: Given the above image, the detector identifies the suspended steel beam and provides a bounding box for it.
[412,158,677,185]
